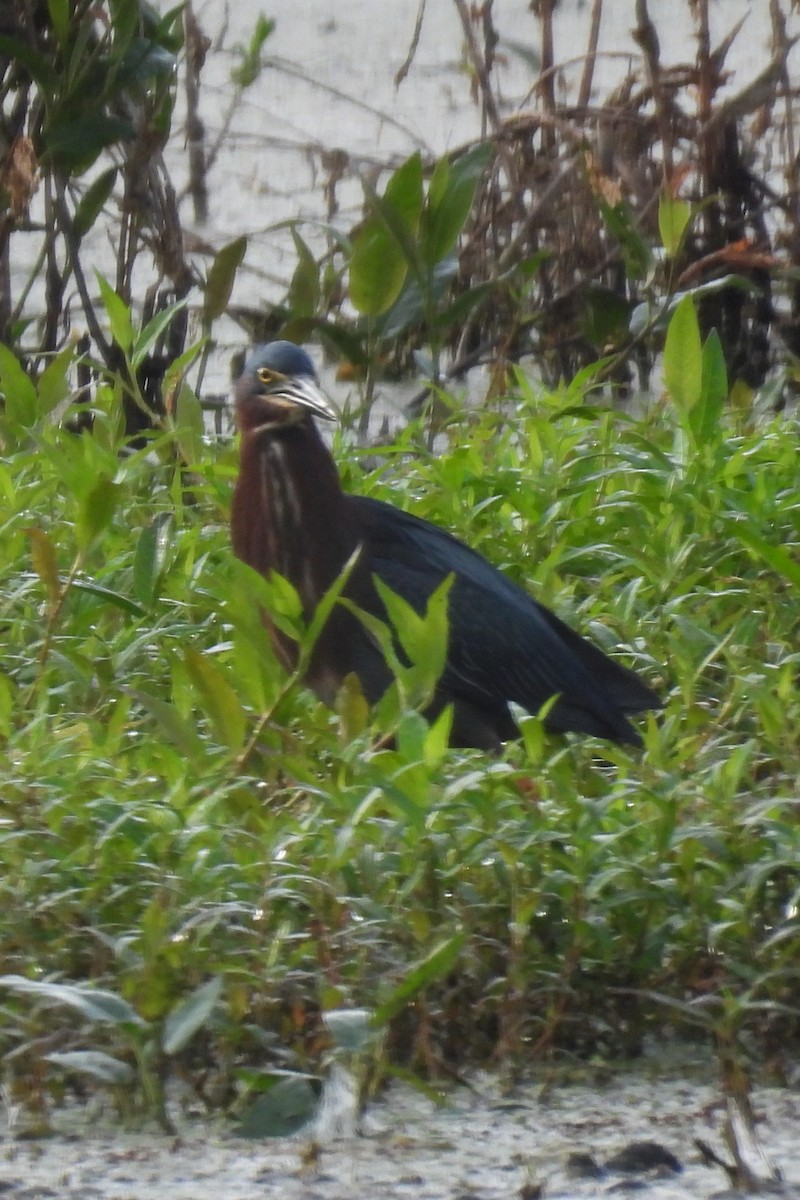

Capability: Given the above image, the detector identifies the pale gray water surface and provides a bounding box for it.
[3,1070,800,1198]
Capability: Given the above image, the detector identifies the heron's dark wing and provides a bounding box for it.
[352,496,659,743]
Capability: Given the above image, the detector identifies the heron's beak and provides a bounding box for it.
[268,375,337,422]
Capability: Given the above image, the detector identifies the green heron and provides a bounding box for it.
[231,341,661,749]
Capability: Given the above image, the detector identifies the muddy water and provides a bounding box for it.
[4,1069,800,1198]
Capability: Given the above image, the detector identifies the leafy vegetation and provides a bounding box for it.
[1,291,799,1131]
[2,0,800,1141]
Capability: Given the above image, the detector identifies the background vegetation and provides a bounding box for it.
[0,0,799,1139]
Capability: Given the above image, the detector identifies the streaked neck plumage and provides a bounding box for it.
[231,415,359,616]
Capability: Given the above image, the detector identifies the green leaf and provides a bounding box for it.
[45,1050,135,1084]
[349,218,408,317]
[695,327,728,442]
[47,0,70,50]
[37,341,77,417]
[582,286,632,349]
[736,529,800,589]
[44,113,133,173]
[658,192,692,257]
[0,343,38,427]
[0,671,14,739]
[663,294,702,417]
[335,672,370,740]
[184,648,247,752]
[71,578,147,616]
[374,574,451,703]
[132,523,159,606]
[423,704,453,767]
[598,199,651,280]
[174,383,205,464]
[232,14,276,88]
[349,152,424,316]
[383,151,425,234]
[27,528,60,608]
[109,0,140,56]
[203,236,247,322]
[162,977,222,1056]
[132,515,172,605]
[132,298,188,368]
[421,142,492,265]
[236,1075,320,1139]
[373,933,465,1026]
[300,549,362,671]
[288,230,320,317]
[77,477,120,552]
[0,976,145,1027]
[96,274,133,354]
[0,35,57,94]
[127,688,205,759]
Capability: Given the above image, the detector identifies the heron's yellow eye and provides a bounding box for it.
[257,366,277,384]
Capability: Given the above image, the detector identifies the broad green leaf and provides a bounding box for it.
[663,294,702,416]
[96,274,133,354]
[335,672,370,740]
[423,703,453,767]
[37,341,77,418]
[132,522,159,606]
[77,477,120,551]
[109,0,140,56]
[174,383,205,464]
[184,648,247,751]
[288,230,320,317]
[27,527,60,607]
[44,113,133,173]
[74,169,118,240]
[695,328,728,442]
[0,343,38,426]
[132,515,172,605]
[0,35,57,93]
[71,578,147,616]
[422,142,492,265]
[236,1075,320,1139]
[45,1050,135,1084]
[0,976,145,1027]
[132,297,189,368]
[349,152,424,315]
[383,151,425,234]
[373,933,465,1026]
[203,236,247,322]
[658,192,691,257]
[374,574,451,702]
[162,977,222,1055]
[47,0,70,49]
[349,218,409,316]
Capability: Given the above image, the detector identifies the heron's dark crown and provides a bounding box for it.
[244,341,317,381]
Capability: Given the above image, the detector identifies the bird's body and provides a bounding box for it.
[231,342,661,749]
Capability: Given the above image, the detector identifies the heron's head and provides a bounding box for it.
[235,341,337,433]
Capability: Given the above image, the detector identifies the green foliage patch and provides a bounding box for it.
[1,323,799,1126]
